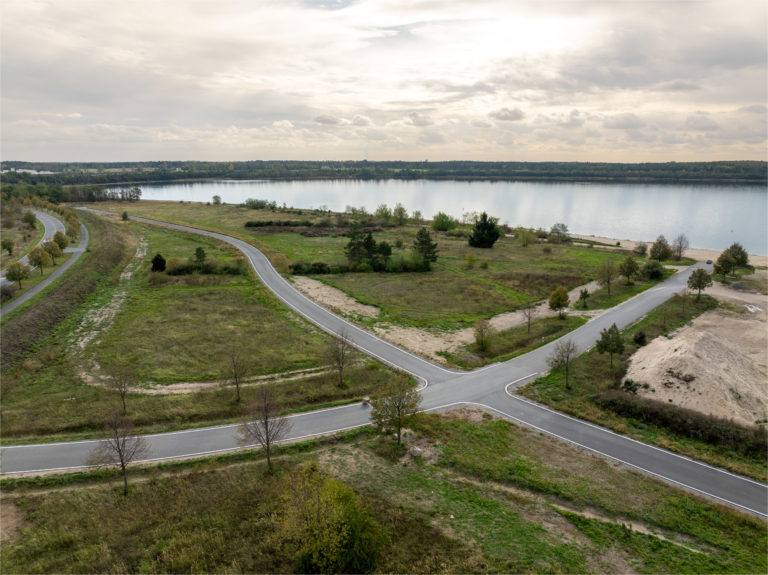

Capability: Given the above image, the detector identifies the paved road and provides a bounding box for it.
[0,218,89,317]
[1,210,66,283]
[3,210,766,518]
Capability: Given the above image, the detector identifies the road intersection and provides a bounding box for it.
[2,210,766,517]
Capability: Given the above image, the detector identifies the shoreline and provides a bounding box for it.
[572,234,768,267]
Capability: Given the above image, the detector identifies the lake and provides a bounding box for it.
[126,180,768,255]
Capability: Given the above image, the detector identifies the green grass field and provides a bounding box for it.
[2,413,764,574]
[88,199,673,328]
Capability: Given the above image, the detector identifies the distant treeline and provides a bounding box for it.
[1,160,766,187]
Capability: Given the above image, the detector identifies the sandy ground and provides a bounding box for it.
[572,234,768,267]
[294,276,604,363]
[625,303,767,427]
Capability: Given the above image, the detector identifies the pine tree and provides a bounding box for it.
[468,212,501,248]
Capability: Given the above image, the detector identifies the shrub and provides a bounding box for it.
[430,211,458,231]
[643,260,664,280]
[0,282,17,302]
[633,330,647,346]
[151,253,166,272]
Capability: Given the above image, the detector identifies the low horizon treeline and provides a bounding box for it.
[2,159,765,187]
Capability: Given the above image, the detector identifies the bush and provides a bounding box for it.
[633,330,647,346]
[643,260,664,280]
[0,282,17,302]
[430,211,458,231]
[595,391,767,457]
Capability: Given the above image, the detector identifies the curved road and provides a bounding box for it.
[2,210,766,518]
[0,211,89,317]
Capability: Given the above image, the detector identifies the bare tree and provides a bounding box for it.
[522,301,538,333]
[86,410,149,496]
[103,360,136,414]
[370,375,422,445]
[473,318,494,353]
[672,233,689,261]
[547,339,579,390]
[225,347,250,403]
[327,328,353,388]
[597,260,618,295]
[239,384,291,472]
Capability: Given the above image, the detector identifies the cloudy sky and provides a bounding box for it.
[2,0,766,162]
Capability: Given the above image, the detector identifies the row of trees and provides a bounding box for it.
[4,231,69,287]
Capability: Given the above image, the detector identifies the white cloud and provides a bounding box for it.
[490,108,525,122]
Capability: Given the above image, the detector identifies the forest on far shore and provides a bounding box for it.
[2,159,765,187]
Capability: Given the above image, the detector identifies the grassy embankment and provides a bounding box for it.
[90,201,671,330]
[0,215,393,441]
[1,413,764,574]
[519,294,767,480]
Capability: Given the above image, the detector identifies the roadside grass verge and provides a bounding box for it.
[0,252,75,307]
[0,212,131,364]
[2,412,763,574]
[441,315,588,368]
[518,294,767,480]
[0,217,45,270]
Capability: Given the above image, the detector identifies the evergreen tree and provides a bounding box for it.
[344,223,366,267]
[413,227,439,270]
[596,323,624,368]
[468,212,501,248]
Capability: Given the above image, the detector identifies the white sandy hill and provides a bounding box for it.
[625,310,767,427]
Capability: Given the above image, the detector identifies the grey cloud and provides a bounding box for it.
[352,114,372,126]
[603,113,645,130]
[490,108,525,122]
[407,112,434,126]
[654,80,700,92]
[738,104,767,114]
[314,114,343,125]
[419,130,445,144]
[684,114,719,131]
[471,119,492,128]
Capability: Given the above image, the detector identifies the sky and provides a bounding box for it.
[1,0,766,162]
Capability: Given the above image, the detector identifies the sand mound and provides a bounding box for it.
[626,310,767,426]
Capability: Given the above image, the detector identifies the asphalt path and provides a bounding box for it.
[0,212,89,316]
[2,209,766,518]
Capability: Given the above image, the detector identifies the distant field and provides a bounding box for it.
[90,201,644,328]
[2,412,764,574]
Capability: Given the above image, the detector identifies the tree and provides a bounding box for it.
[374,203,392,223]
[239,384,291,472]
[42,240,62,264]
[121,211,129,221]
[430,211,457,231]
[633,242,648,257]
[725,242,749,267]
[474,318,494,353]
[517,227,535,247]
[363,232,377,263]
[548,285,570,318]
[649,235,672,261]
[413,227,439,270]
[468,211,501,248]
[577,288,589,309]
[596,323,624,368]
[597,260,618,294]
[547,339,578,390]
[278,465,386,574]
[411,210,423,224]
[225,347,250,403]
[714,251,737,277]
[377,241,392,267]
[370,375,422,445]
[212,194,222,205]
[194,246,206,267]
[393,202,408,225]
[86,410,149,496]
[53,230,69,250]
[688,268,713,300]
[344,223,366,267]
[643,260,664,280]
[1,238,13,256]
[6,262,30,287]
[549,222,570,244]
[28,246,52,274]
[672,233,689,260]
[104,360,137,414]
[522,300,538,333]
[327,328,353,388]
[618,255,640,285]
[151,253,166,272]
[21,210,36,228]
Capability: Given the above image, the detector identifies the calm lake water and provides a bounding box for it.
[130,180,768,255]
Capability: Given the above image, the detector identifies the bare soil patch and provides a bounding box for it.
[626,306,767,426]
[0,501,28,542]
[291,276,380,318]
[293,276,600,363]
